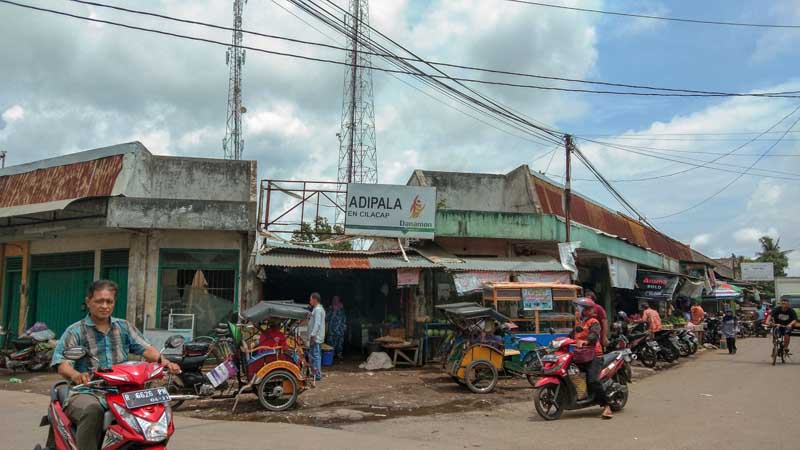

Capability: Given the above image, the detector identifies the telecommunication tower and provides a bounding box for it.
[337,0,378,190]
[223,0,246,160]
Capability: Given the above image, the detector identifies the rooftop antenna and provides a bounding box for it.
[223,0,247,160]
[336,0,377,224]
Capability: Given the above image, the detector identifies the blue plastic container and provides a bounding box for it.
[322,350,334,366]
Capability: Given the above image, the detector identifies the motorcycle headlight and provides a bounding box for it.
[112,403,170,442]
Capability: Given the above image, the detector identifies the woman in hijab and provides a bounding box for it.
[327,296,347,359]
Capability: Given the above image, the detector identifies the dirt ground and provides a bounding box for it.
[0,352,679,428]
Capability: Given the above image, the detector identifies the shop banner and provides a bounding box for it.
[607,257,637,290]
[558,241,581,278]
[453,272,509,294]
[397,268,421,286]
[345,183,437,239]
[635,271,679,300]
[516,272,572,284]
[678,278,704,300]
[521,287,553,311]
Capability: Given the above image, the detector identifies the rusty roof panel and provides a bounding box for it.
[530,174,691,261]
[330,257,371,269]
[0,155,124,208]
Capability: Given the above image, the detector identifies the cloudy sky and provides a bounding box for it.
[1,0,799,274]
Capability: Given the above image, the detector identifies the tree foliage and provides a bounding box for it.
[291,217,352,251]
[755,236,791,277]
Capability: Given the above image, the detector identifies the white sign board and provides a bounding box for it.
[741,262,774,281]
[345,183,436,239]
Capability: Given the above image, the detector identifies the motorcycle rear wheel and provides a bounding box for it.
[677,341,690,358]
[609,377,628,412]
[638,348,657,368]
[534,385,563,420]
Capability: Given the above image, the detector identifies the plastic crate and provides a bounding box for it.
[322,350,334,366]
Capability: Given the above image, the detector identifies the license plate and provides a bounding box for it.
[122,387,171,409]
[541,355,558,362]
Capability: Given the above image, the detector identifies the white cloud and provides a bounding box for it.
[2,105,24,123]
[750,1,800,63]
[610,1,670,37]
[748,179,784,210]
[690,233,713,248]
[733,227,778,245]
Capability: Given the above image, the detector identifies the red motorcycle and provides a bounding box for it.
[533,337,632,420]
[35,346,177,450]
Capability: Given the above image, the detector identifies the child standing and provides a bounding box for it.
[721,310,737,354]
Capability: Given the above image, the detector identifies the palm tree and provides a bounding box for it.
[756,236,791,277]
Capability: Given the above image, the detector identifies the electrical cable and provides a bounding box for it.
[503,0,800,29]
[651,107,800,220]
[64,0,800,99]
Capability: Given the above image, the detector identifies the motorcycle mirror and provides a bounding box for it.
[165,335,185,349]
[63,347,87,361]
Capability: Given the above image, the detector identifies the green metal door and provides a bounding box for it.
[101,249,129,320]
[30,252,95,336]
[2,257,23,343]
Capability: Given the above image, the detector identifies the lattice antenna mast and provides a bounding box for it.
[337,0,378,189]
[223,0,247,160]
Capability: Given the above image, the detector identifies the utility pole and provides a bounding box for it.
[564,134,573,243]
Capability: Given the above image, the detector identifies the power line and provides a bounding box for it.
[577,103,800,181]
[503,0,800,29]
[59,0,800,99]
[651,107,800,220]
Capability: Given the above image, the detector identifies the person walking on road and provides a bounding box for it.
[721,309,737,354]
[308,292,326,381]
[327,296,347,360]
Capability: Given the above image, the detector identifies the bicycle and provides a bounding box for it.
[770,324,791,366]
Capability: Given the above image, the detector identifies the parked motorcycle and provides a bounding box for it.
[737,320,754,338]
[753,320,770,338]
[676,328,699,355]
[0,324,55,372]
[533,337,633,420]
[34,342,180,450]
[653,330,682,362]
[609,321,660,368]
[704,316,721,347]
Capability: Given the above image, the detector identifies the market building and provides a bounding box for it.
[0,142,258,346]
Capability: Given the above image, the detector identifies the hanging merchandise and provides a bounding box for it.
[558,241,581,278]
[607,257,637,290]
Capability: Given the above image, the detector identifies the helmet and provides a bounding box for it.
[573,297,596,317]
[573,297,596,309]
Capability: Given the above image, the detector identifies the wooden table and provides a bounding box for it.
[380,342,421,367]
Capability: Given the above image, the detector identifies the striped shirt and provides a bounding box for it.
[51,315,151,373]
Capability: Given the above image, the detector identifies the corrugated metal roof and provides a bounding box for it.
[529,171,692,261]
[439,256,566,272]
[261,239,408,256]
[0,155,123,209]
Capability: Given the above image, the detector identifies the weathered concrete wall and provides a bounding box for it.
[29,232,131,254]
[120,152,256,202]
[434,237,509,257]
[407,166,536,213]
[107,197,255,231]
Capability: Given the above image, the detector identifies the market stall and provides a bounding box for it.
[481,282,582,334]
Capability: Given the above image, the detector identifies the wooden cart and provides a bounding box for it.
[482,282,582,333]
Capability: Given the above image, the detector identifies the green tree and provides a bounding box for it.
[291,217,352,251]
[755,236,791,277]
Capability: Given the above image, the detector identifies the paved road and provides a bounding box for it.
[344,338,800,450]
[3,338,797,450]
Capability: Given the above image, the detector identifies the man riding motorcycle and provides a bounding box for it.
[768,298,798,354]
[47,280,180,450]
[573,298,614,419]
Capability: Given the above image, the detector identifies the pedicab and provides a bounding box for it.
[437,302,546,393]
[166,301,312,412]
[233,300,313,411]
